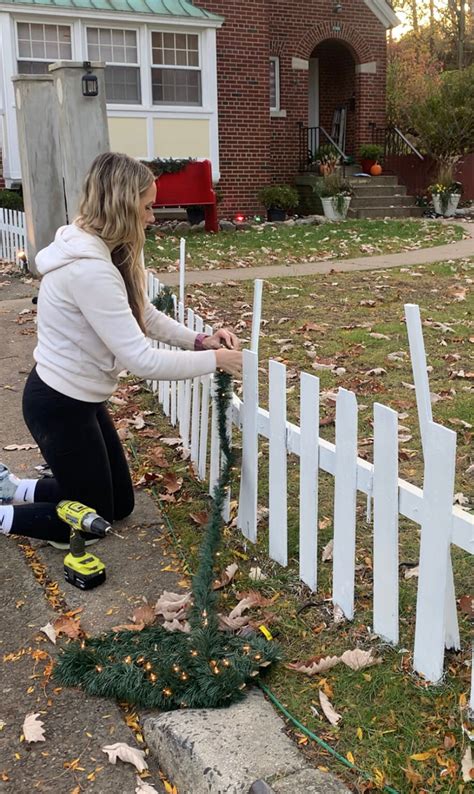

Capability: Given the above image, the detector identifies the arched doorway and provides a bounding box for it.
[308,39,356,157]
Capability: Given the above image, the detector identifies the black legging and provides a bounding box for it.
[10,367,134,543]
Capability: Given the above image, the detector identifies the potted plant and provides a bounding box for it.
[428,163,462,217]
[317,172,354,221]
[257,184,299,222]
[359,143,384,175]
[317,144,340,175]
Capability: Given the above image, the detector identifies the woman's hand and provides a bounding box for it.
[202,328,240,350]
[215,348,243,377]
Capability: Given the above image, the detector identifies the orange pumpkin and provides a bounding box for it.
[370,163,382,176]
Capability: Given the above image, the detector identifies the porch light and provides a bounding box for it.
[82,62,98,97]
[333,1,343,12]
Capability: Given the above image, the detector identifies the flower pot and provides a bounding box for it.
[361,158,376,175]
[321,196,351,221]
[432,193,461,217]
[267,207,287,222]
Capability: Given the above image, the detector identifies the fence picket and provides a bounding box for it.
[413,421,457,682]
[209,377,220,496]
[268,360,288,566]
[333,388,358,619]
[190,316,203,468]
[237,349,259,543]
[198,323,214,481]
[373,403,399,644]
[299,372,320,591]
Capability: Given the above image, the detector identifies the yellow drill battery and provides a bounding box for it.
[64,551,106,590]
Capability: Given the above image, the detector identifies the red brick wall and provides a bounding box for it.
[201,0,388,214]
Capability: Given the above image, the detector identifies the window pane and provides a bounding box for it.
[163,32,174,49]
[98,28,112,46]
[88,44,100,61]
[112,29,123,46]
[32,40,46,58]
[87,28,99,45]
[18,38,32,58]
[270,58,278,109]
[17,22,29,39]
[176,49,187,67]
[151,67,201,105]
[164,49,175,65]
[125,30,136,47]
[187,50,199,67]
[187,34,198,51]
[31,25,44,41]
[175,33,186,50]
[105,65,141,104]
[125,46,137,64]
[17,60,50,74]
[59,42,71,59]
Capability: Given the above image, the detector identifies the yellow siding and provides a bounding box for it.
[153,119,209,158]
[108,118,148,158]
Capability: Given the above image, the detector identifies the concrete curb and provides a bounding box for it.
[156,220,474,287]
[143,689,350,793]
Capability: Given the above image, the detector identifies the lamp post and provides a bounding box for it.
[81,62,98,97]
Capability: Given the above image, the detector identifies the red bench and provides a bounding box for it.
[152,159,218,233]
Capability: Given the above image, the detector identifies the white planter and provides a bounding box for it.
[432,193,461,217]
[321,196,351,221]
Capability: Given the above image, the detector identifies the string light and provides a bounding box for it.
[124,655,132,664]
[254,654,262,661]
[162,687,172,697]
[145,662,153,671]
[180,672,188,681]
[149,673,158,683]
[172,664,180,673]
[190,649,198,657]
[222,659,230,667]
[95,665,103,673]
[136,656,145,665]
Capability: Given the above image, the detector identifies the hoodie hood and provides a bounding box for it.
[35,224,111,275]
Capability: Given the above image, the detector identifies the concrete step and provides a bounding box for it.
[348,205,424,219]
[349,174,399,186]
[351,195,415,210]
[351,184,407,197]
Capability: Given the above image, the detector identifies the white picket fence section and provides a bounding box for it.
[0,208,27,262]
[146,272,473,708]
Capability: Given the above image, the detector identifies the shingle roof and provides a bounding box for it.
[0,0,222,20]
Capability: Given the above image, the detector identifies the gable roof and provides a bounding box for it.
[0,0,222,20]
[363,0,400,28]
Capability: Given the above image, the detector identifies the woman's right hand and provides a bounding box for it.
[215,348,243,377]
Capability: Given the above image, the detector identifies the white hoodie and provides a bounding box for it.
[34,224,216,402]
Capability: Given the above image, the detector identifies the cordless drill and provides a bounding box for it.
[56,500,111,590]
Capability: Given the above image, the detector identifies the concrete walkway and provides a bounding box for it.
[157,219,474,287]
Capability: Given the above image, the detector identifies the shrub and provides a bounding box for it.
[0,189,24,211]
[257,184,299,211]
[359,143,384,161]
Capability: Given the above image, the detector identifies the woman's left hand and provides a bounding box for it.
[202,328,240,350]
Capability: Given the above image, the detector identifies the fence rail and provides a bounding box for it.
[0,208,27,262]
[146,272,473,709]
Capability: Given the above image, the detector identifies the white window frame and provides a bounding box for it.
[270,55,280,112]
[85,25,142,106]
[16,20,73,71]
[150,29,202,108]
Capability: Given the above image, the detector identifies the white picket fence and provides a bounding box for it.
[0,208,27,262]
[146,272,473,708]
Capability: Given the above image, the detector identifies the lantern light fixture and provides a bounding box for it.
[82,61,98,97]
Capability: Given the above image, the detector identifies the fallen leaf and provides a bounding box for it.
[365,367,387,376]
[190,511,209,526]
[461,745,474,782]
[40,622,57,644]
[53,615,81,639]
[154,591,192,622]
[287,655,340,676]
[319,690,341,725]
[161,472,183,494]
[102,743,148,772]
[136,777,160,793]
[160,437,182,446]
[404,565,419,580]
[340,648,382,670]
[454,492,469,506]
[132,604,156,627]
[458,594,474,617]
[410,748,438,761]
[162,619,190,633]
[321,539,333,562]
[249,566,267,581]
[23,713,46,743]
[369,332,390,340]
[112,622,145,632]
[213,562,238,590]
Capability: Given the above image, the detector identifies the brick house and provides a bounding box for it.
[0,0,398,214]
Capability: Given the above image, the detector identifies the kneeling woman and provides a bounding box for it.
[0,152,241,546]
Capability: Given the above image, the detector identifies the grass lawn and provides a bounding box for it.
[145,218,466,272]
[117,255,473,793]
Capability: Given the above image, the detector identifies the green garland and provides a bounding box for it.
[152,288,175,318]
[54,372,281,709]
[144,157,195,177]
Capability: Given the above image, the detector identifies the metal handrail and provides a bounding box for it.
[391,126,424,160]
[298,123,348,174]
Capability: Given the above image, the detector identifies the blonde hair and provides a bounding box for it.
[76,152,155,333]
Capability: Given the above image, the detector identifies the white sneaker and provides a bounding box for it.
[0,464,20,504]
[48,537,101,550]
